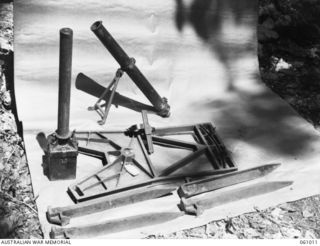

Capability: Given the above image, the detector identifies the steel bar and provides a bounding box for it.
[194,125,219,169]
[180,181,293,216]
[141,110,154,154]
[137,135,156,177]
[151,136,199,151]
[90,21,170,117]
[159,147,207,177]
[47,185,178,226]
[178,163,281,198]
[57,28,73,139]
[153,125,196,136]
[50,212,183,239]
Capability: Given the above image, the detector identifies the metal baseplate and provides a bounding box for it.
[68,122,237,203]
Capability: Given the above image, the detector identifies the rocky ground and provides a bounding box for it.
[1,0,320,239]
[148,195,320,239]
[0,2,42,239]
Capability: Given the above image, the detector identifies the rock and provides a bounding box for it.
[304,231,316,239]
[281,227,302,238]
[0,111,16,132]
[243,228,260,238]
[2,90,11,106]
[279,203,296,212]
[271,207,283,218]
[275,58,292,72]
[302,210,313,218]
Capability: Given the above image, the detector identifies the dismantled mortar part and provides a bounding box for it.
[50,212,183,239]
[177,163,281,198]
[42,131,78,181]
[47,184,178,226]
[40,28,78,181]
[68,123,237,203]
[76,72,156,114]
[47,163,280,226]
[76,21,170,125]
[179,181,293,216]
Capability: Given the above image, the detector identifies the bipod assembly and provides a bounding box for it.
[87,68,124,125]
[76,21,170,125]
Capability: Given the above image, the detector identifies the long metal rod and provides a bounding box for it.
[180,181,293,216]
[47,185,178,226]
[57,28,73,139]
[90,21,170,117]
[50,212,183,239]
[177,163,281,198]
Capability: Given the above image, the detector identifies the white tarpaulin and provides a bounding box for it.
[15,0,320,238]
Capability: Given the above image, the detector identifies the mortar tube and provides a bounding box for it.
[56,28,73,139]
[91,21,170,117]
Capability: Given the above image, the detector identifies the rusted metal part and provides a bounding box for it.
[180,181,293,216]
[90,21,170,118]
[68,122,237,202]
[178,163,281,198]
[50,212,183,239]
[75,72,157,113]
[40,28,78,181]
[47,184,178,226]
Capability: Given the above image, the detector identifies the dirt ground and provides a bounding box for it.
[148,195,320,239]
[0,2,42,239]
[0,0,320,239]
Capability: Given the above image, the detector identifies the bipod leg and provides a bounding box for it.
[88,68,124,125]
[141,110,154,154]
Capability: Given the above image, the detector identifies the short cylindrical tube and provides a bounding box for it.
[91,21,170,117]
[57,28,73,138]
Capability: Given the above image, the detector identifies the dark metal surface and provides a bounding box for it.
[57,28,73,139]
[47,184,177,226]
[87,68,123,125]
[75,72,157,113]
[68,122,237,202]
[90,21,170,117]
[50,212,183,239]
[177,163,281,198]
[180,181,293,216]
[42,133,78,181]
[68,168,237,203]
[39,28,78,181]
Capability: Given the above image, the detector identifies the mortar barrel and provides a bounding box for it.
[91,21,170,117]
[57,28,73,138]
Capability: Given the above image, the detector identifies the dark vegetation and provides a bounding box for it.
[258,0,320,127]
